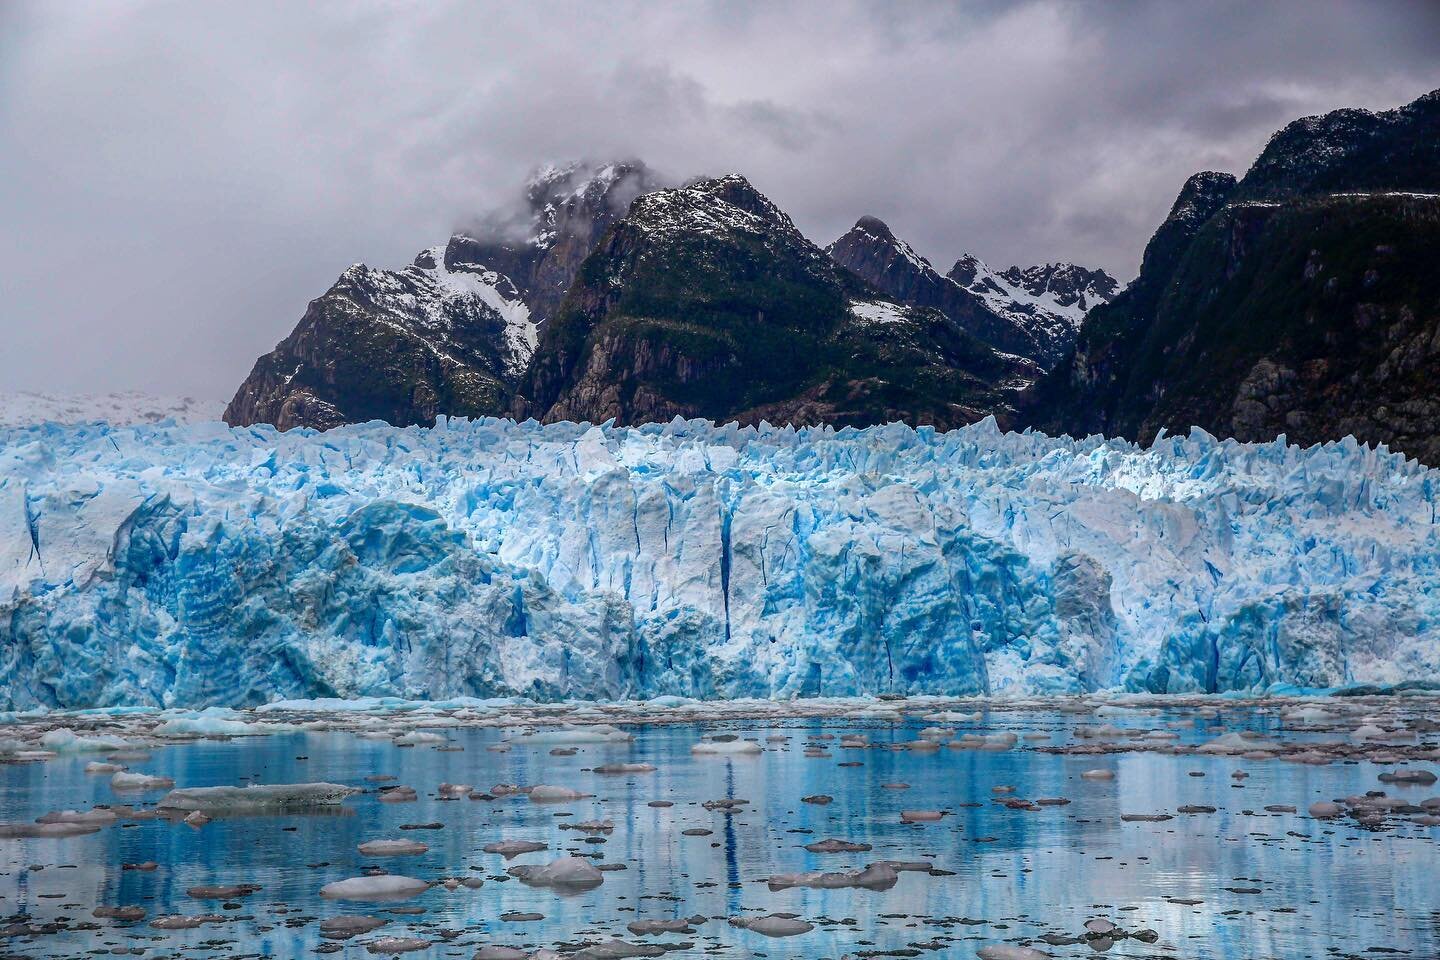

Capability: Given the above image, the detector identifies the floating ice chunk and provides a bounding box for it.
[483,840,548,858]
[367,936,430,954]
[692,736,762,755]
[393,731,448,746]
[511,724,633,745]
[186,884,260,899]
[568,938,666,958]
[1282,706,1339,725]
[1080,769,1115,780]
[767,862,898,890]
[593,763,656,774]
[730,915,814,937]
[110,771,174,791]
[976,946,1050,960]
[379,786,418,803]
[528,784,590,803]
[320,875,430,902]
[359,839,429,856]
[438,782,472,798]
[1308,801,1344,818]
[1197,732,1282,754]
[508,856,604,889]
[319,915,387,939]
[40,729,133,753]
[38,808,117,825]
[0,820,103,838]
[901,810,946,823]
[159,782,355,811]
[627,919,697,935]
[150,914,224,929]
[804,838,872,853]
[84,761,125,774]
[473,948,529,960]
[923,711,981,723]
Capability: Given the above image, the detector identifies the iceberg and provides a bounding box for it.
[2,415,1439,708]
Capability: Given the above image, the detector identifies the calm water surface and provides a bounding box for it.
[0,708,1435,959]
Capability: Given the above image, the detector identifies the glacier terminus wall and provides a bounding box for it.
[3,416,1438,708]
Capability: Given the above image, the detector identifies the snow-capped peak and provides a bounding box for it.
[413,246,536,377]
[948,254,1116,339]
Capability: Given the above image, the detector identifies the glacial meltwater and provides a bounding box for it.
[1,696,1437,959]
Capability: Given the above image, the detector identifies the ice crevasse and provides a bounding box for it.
[2,415,1438,708]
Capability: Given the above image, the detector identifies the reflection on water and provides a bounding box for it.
[1,709,1438,958]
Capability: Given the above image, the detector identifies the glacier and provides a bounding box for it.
[2,415,1438,709]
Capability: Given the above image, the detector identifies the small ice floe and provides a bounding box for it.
[39,729,134,753]
[1378,769,1437,785]
[183,811,211,828]
[359,839,429,856]
[767,862,898,890]
[158,782,355,811]
[950,732,1018,751]
[438,782,472,798]
[483,840,548,858]
[37,808,117,826]
[508,856,604,890]
[923,711,981,723]
[150,914,225,929]
[1282,706,1339,725]
[567,938,664,958]
[1308,801,1344,818]
[975,946,1050,960]
[561,819,615,834]
[1080,769,1115,780]
[319,915,387,939]
[367,936,430,954]
[593,763,656,775]
[804,838,871,853]
[473,948,529,960]
[692,735,762,755]
[110,771,175,791]
[84,761,125,774]
[900,810,946,823]
[628,918,699,935]
[319,875,431,902]
[905,739,942,752]
[729,914,813,937]
[510,724,634,746]
[379,786,419,803]
[93,905,146,921]
[393,731,448,747]
[1197,732,1282,755]
[801,794,833,805]
[528,784,591,803]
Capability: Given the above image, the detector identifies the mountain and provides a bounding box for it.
[825,216,1115,369]
[518,175,1032,430]
[224,161,662,431]
[0,391,224,427]
[1025,88,1440,464]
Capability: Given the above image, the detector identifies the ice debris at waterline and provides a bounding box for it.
[4,415,1440,708]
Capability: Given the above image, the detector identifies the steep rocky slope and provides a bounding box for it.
[1026,88,1440,463]
[519,176,1032,429]
[826,217,1114,369]
[225,162,661,430]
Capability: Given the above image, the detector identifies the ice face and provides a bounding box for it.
[2,415,1439,708]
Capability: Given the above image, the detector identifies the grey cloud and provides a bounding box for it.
[0,0,1436,396]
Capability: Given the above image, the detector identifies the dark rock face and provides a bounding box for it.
[223,254,527,430]
[1025,88,1440,464]
[520,176,1032,430]
[225,161,663,431]
[826,218,1114,370]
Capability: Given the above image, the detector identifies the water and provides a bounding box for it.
[1,704,1438,958]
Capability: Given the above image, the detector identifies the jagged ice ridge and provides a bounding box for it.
[2,416,1437,708]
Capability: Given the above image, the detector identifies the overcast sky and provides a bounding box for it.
[2,1,1437,397]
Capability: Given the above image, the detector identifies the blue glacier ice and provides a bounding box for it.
[2,415,1439,708]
